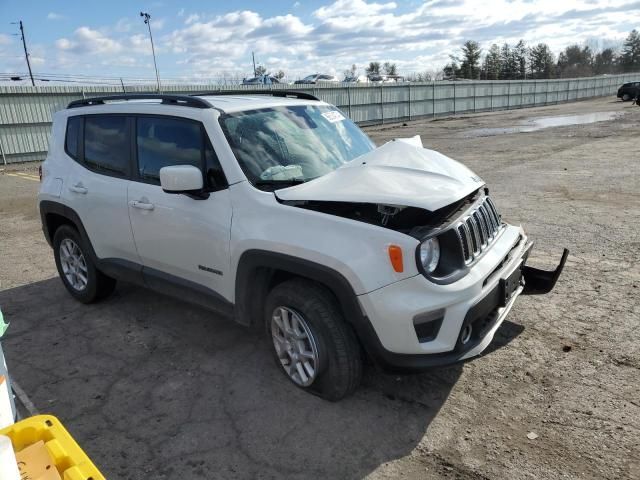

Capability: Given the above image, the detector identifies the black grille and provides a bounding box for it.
[456,196,503,263]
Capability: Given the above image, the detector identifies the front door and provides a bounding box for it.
[127,115,232,301]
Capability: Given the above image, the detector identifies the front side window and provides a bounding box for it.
[84,115,129,176]
[65,116,81,159]
[136,116,227,190]
[136,117,203,183]
[219,105,375,187]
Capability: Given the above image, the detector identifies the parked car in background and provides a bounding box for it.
[242,75,281,86]
[343,75,369,84]
[367,74,406,83]
[294,74,339,85]
[617,82,639,101]
[618,82,640,102]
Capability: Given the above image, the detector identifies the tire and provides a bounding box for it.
[53,224,116,303]
[264,278,363,401]
[622,93,631,101]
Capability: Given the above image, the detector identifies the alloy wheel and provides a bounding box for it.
[271,306,320,387]
[59,238,88,291]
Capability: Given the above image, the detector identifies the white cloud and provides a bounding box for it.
[185,14,200,25]
[56,27,123,55]
[36,0,640,81]
[115,18,133,33]
[47,12,65,20]
[314,0,397,19]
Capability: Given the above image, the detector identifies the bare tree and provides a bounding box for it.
[274,70,286,80]
[343,64,358,79]
[383,62,398,75]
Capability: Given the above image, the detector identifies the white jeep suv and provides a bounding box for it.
[38,92,567,400]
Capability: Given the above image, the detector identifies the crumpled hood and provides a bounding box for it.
[275,140,485,211]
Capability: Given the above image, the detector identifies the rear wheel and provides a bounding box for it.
[264,279,363,401]
[53,225,116,303]
[622,93,631,101]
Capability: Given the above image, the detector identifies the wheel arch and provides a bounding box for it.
[234,250,365,332]
[39,201,98,262]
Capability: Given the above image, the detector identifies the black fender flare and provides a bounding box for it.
[39,200,94,257]
[234,250,365,330]
[233,249,433,372]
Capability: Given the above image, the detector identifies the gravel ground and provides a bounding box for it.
[0,97,638,479]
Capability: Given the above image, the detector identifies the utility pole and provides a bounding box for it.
[252,52,257,77]
[140,12,161,92]
[15,21,35,86]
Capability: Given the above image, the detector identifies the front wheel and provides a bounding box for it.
[622,93,631,101]
[53,225,116,303]
[264,279,363,401]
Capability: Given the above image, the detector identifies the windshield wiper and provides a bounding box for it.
[254,178,307,188]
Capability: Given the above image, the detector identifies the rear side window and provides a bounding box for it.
[84,115,130,176]
[136,117,202,183]
[65,116,81,159]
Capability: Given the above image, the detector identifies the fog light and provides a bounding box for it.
[460,324,473,345]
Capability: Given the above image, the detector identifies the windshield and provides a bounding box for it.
[302,74,317,81]
[219,105,376,186]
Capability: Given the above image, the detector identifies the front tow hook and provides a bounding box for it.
[522,248,569,295]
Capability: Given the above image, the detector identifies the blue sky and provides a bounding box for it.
[0,0,637,84]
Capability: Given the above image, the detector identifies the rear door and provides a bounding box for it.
[62,114,140,264]
[127,115,233,300]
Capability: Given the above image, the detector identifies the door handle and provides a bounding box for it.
[129,200,155,211]
[69,183,87,194]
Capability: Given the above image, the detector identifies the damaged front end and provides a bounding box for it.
[276,139,568,295]
[522,247,569,295]
[279,188,481,238]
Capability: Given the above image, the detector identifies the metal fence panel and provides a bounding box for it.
[1,72,639,164]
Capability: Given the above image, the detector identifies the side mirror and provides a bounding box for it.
[159,165,208,199]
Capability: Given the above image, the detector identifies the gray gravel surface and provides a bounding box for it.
[0,97,638,479]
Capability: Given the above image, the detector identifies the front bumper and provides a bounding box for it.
[355,227,567,372]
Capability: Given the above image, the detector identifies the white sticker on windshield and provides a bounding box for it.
[322,110,345,123]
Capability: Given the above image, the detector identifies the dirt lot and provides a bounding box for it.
[0,97,638,479]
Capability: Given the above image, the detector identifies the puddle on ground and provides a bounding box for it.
[463,111,623,138]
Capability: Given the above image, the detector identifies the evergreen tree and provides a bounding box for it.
[513,40,528,79]
[529,43,555,79]
[383,62,398,75]
[593,48,618,75]
[459,40,482,79]
[443,62,459,80]
[365,62,381,75]
[500,43,517,79]
[557,45,593,77]
[482,44,502,80]
[620,29,640,72]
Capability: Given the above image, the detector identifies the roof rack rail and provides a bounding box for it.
[67,94,213,109]
[190,90,319,101]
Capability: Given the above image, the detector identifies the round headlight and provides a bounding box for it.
[419,237,440,274]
